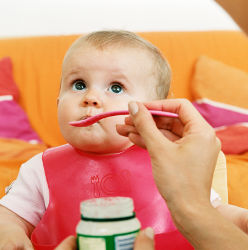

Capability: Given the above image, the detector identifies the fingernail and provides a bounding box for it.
[129,102,138,115]
[144,227,154,240]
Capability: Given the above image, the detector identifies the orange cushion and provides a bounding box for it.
[191,56,248,207]
[191,56,248,109]
[226,153,248,208]
[0,57,19,101]
[0,138,47,197]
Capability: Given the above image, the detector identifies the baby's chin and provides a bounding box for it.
[69,139,133,155]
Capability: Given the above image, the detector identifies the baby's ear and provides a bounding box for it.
[57,98,60,106]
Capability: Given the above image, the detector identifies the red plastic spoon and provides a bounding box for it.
[69,110,178,127]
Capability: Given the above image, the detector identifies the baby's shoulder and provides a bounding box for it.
[20,152,44,176]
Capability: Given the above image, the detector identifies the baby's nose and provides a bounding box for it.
[82,94,102,108]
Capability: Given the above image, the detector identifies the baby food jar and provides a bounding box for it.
[76,196,141,250]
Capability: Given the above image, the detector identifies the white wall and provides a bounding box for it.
[0,0,240,38]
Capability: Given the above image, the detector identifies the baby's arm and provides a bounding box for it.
[0,152,47,249]
[0,205,34,249]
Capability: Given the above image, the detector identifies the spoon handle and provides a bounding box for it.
[69,110,178,127]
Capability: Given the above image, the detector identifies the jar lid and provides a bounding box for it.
[80,197,134,219]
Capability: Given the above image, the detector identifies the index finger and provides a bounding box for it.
[143,98,212,132]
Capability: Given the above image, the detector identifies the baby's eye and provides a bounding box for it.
[109,83,124,94]
[72,80,86,91]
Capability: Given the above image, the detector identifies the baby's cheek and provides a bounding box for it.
[102,119,121,138]
[114,114,126,125]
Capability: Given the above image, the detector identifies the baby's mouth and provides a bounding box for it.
[72,115,100,127]
[80,115,91,121]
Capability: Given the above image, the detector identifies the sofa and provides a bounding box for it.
[0,31,248,208]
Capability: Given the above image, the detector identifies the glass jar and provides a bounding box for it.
[76,196,141,250]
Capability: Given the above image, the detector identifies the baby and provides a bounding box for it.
[0,30,219,249]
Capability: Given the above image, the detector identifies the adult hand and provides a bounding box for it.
[116,99,221,209]
[215,0,248,35]
[134,228,154,250]
[116,99,248,249]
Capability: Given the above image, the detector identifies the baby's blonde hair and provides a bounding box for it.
[65,30,171,99]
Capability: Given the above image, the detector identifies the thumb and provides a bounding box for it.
[134,228,155,250]
[128,101,172,150]
[55,236,77,250]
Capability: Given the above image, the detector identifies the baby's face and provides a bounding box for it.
[58,44,158,154]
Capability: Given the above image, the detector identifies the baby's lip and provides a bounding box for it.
[74,115,100,125]
[80,115,91,121]
[79,110,102,120]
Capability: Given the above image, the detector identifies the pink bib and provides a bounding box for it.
[31,144,192,249]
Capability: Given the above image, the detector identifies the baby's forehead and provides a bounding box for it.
[67,41,152,57]
[63,42,156,71]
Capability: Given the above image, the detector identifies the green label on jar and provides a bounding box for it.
[77,230,139,250]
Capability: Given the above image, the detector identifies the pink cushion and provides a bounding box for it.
[0,96,42,143]
[0,57,42,143]
[193,99,248,154]
[193,99,248,128]
[216,125,248,154]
